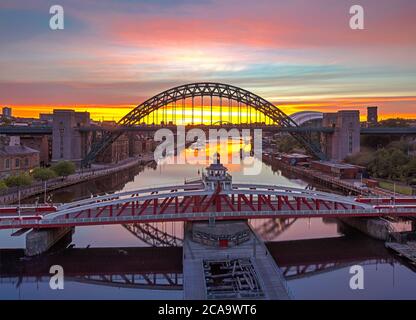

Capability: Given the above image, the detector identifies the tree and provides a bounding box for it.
[379,118,409,127]
[389,149,409,180]
[345,150,375,167]
[4,173,33,188]
[0,180,7,191]
[368,148,409,181]
[404,157,416,184]
[361,135,393,150]
[32,167,57,181]
[387,140,411,153]
[51,161,76,177]
[277,135,301,153]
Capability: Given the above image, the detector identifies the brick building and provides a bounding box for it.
[311,161,363,179]
[0,136,39,178]
[20,135,50,166]
[96,134,130,164]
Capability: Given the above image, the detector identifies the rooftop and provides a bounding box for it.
[281,153,311,159]
[206,163,228,171]
[0,145,39,156]
[311,160,363,170]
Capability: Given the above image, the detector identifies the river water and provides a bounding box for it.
[1,142,415,299]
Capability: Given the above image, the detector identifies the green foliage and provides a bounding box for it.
[386,140,411,153]
[361,135,393,149]
[0,180,7,190]
[403,158,416,184]
[51,161,76,177]
[32,167,57,181]
[277,135,301,153]
[379,181,413,196]
[368,148,409,180]
[347,143,416,183]
[4,173,33,188]
[345,150,375,168]
[379,118,409,127]
[1,117,12,125]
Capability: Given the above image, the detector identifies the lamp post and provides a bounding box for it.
[18,187,21,219]
[44,180,47,204]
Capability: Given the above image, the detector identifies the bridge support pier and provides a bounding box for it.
[25,227,73,256]
[339,218,390,241]
[321,110,360,161]
[183,221,290,300]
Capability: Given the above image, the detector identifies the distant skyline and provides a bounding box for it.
[1,0,415,121]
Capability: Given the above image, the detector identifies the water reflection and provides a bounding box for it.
[0,245,183,300]
[1,224,416,299]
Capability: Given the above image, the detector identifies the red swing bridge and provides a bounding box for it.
[1,159,416,230]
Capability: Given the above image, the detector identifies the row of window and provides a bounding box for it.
[4,157,30,169]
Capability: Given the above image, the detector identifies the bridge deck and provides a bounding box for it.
[182,221,290,300]
[1,183,416,230]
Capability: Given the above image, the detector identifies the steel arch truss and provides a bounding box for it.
[82,82,326,166]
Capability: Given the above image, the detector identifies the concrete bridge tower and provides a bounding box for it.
[52,110,91,165]
[321,110,360,161]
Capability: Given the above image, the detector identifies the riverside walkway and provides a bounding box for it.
[0,154,154,205]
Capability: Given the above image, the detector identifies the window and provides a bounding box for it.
[15,158,20,168]
[24,158,29,167]
[5,159,9,169]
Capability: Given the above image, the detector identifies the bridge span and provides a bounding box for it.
[1,182,416,230]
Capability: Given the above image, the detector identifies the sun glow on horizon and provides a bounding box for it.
[7,100,416,124]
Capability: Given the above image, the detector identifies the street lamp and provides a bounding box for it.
[44,180,47,204]
[18,187,21,219]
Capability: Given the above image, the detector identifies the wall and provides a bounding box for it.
[20,135,50,166]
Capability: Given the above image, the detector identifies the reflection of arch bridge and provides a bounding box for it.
[82,82,326,166]
[267,236,395,280]
[0,273,182,290]
[281,259,391,280]
[0,247,182,290]
[124,223,183,247]
[123,218,296,246]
